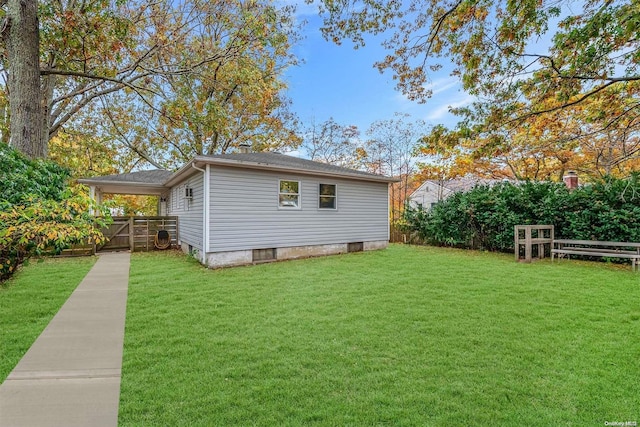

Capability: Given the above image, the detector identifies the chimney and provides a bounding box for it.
[238,143,252,154]
[563,171,578,190]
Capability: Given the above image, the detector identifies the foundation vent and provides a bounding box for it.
[253,248,277,262]
[347,242,364,253]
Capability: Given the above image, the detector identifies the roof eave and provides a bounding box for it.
[76,180,167,196]
[77,178,167,188]
[177,156,399,184]
[163,159,202,187]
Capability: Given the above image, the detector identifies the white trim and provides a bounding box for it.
[191,163,209,253]
[278,179,301,210]
[387,183,391,241]
[204,164,211,253]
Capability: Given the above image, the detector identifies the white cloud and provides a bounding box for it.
[392,77,460,105]
[424,77,460,96]
[425,94,475,121]
[284,149,303,158]
[277,0,320,17]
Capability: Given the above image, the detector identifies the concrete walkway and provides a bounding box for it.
[0,252,131,427]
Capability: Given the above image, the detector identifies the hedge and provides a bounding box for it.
[403,175,640,252]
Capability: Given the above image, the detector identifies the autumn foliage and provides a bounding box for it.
[0,144,109,281]
[319,0,640,183]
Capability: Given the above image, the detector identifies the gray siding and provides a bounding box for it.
[208,166,389,252]
[408,181,451,209]
[168,173,204,250]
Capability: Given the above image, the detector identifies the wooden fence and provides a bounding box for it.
[389,224,424,244]
[97,216,178,253]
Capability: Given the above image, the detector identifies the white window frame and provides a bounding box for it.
[278,179,301,209]
[318,183,337,210]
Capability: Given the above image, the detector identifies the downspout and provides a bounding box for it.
[192,163,210,258]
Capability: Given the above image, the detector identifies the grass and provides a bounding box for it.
[119,245,640,425]
[0,256,97,382]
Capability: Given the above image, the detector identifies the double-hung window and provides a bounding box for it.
[279,180,300,208]
[319,184,336,209]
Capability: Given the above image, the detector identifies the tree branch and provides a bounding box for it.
[41,68,157,96]
[100,98,164,169]
[506,80,622,125]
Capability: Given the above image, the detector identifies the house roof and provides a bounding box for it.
[214,152,381,178]
[438,177,505,193]
[81,170,173,185]
[80,153,397,195]
[410,177,509,198]
[78,170,172,195]
[165,152,398,187]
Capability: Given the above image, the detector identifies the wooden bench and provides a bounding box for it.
[551,239,640,271]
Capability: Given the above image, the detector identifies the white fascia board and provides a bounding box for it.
[190,156,400,184]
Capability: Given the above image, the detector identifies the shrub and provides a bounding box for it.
[0,144,110,281]
[404,176,640,252]
[0,143,70,209]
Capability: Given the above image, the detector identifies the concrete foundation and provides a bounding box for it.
[364,240,389,251]
[277,243,347,261]
[184,240,389,269]
[205,250,253,268]
[179,242,204,263]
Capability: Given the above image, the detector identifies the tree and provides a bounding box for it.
[301,117,362,168]
[95,0,302,168]
[1,0,301,161]
[361,114,426,221]
[2,0,43,158]
[416,87,640,182]
[318,0,640,177]
[415,125,477,203]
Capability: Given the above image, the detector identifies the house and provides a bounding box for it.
[79,152,397,268]
[408,177,505,209]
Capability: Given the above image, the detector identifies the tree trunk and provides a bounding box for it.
[5,0,44,159]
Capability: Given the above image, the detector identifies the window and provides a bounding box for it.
[279,180,300,208]
[319,184,336,209]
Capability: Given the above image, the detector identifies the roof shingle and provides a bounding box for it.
[205,152,390,181]
[82,169,172,185]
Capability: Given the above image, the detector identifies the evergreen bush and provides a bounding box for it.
[404,175,640,251]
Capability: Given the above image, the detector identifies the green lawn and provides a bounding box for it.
[119,245,640,426]
[0,256,97,382]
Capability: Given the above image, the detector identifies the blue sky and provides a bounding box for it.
[284,5,474,134]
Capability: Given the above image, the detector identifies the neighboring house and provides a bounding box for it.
[79,152,397,268]
[408,177,506,209]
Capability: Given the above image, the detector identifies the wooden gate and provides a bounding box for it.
[97,216,178,252]
[98,217,133,251]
